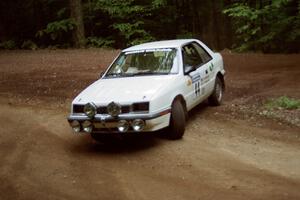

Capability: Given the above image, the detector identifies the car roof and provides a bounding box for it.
[123,39,196,52]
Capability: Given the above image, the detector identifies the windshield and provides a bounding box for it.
[105,48,178,78]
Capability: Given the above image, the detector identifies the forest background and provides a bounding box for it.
[0,0,299,53]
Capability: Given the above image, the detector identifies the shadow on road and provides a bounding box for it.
[187,101,210,122]
[69,133,162,155]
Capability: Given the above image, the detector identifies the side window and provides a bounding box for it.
[182,44,203,68]
[192,42,212,64]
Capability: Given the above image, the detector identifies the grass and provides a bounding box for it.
[265,96,300,110]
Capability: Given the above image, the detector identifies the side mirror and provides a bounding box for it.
[184,65,195,74]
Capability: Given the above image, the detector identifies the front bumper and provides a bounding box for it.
[67,109,171,133]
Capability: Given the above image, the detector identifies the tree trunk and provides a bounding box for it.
[70,0,85,48]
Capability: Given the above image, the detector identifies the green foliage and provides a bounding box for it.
[152,0,167,9]
[21,40,38,50]
[92,0,156,46]
[96,0,146,18]
[112,22,155,45]
[2,0,299,51]
[0,39,37,50]
[86,37,115,48]
[36,18,76,41]
[0,40,17,49]
[57,8,67,19]
[266,96,300,110]
[223,0,300,52]
[176,31,194,39]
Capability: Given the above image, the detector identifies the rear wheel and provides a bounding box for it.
[167,100,186,140]
[208,77,223,106]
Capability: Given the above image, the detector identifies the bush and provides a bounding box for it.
[0,40,17,49]
[86,37,115,48]
[21,40,38,50]
[36,18,76,41]
[266,96,300,110]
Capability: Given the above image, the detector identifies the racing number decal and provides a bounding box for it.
[194,81,200,97]
[190,72,201,98]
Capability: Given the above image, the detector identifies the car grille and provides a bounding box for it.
[132,102,149,112]
[73,102,149,114]
[73,104,84,113]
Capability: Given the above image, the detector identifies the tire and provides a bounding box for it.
[167,100,186,140]
[208,76,223,106]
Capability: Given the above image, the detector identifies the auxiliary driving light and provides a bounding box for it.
[82,120,93,133]
[84,103,96,118]
[107,101,121,117]
[117,120,129,132]
[70,120,81,133]
[132,119,145,132]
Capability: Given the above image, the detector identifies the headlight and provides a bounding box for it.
[82,120,93,133]
[132,119,145,132]
[107,101,121,117]
[117,120,129,132]
[84,103,96,118]
[70,120,81,133]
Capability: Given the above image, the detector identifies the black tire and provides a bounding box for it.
[208,76,223,106]
[167,100,186,140]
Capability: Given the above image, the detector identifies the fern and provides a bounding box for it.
[36,18,76,41]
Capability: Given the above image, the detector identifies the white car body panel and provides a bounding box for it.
[73,75,177,106]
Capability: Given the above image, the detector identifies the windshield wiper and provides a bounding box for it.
[131,72,169,76]
[105,72,169,78]
[105,73,131,77]
[105,73,120,77]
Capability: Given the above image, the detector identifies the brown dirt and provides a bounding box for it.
[0,49,300,200]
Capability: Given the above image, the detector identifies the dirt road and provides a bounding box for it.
[0,50,300,200]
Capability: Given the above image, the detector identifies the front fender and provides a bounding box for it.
[149,76,187,114]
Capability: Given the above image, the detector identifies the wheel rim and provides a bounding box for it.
[215,81,222,102]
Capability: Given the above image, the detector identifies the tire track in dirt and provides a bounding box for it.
[1,102,300,200]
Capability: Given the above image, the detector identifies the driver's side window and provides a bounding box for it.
[182,44,203,71]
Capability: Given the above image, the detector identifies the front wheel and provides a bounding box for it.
[167,100,186,140]
[208,77,223,106]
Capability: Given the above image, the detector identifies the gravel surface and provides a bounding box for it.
[0,50,300,200]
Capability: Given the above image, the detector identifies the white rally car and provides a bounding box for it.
[68,39,225,140]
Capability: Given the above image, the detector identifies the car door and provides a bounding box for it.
[182,42,213,109]
[191,42,214,97]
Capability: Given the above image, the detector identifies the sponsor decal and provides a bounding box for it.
[209,63,214,72]
[201,75,210,84]
[125,48,173,55]
[189,72,201,97]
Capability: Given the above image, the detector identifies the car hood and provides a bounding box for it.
[73,75,177,105]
